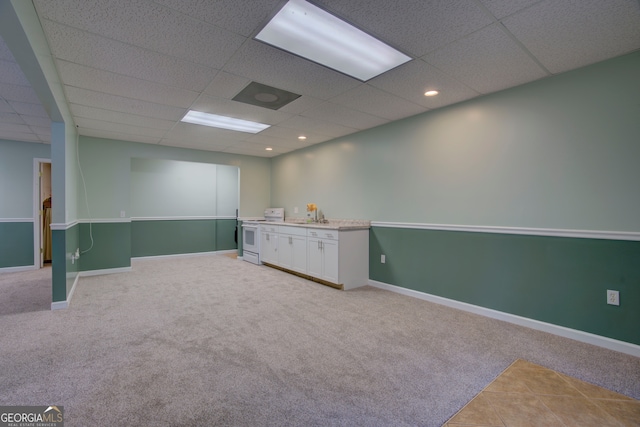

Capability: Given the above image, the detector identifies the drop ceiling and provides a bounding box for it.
[1,0,639,157]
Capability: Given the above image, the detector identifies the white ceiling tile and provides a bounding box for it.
[315,0,493,57]
[329,84,428,121]
[41,20,218,91]
[37,134,51,143]
[0,130,41,143]
[424,24,549,94]
[0,112,26,124]
[153,0,282,38]
[70,104,175,130]
[57,61,199,108]
[0,99,12,113]
[0,38,16,62]
[223,40,361,99]
[478,0,543,19]
[2,123,31,133]
[223,142,285,157]
[21,115,51,128]
[278,95,325,115]
[368,60,480,108]
[31,126,51,137]
[190,94,293,125]
[301,102,389,130]
[8,101,48,117]
[163,121,252,143]
[257,125,332,146]
[203,72,251,99]
[79,128,162,145]
[0,59,31,86]
[0,82,40,104]
[503,0,640,74]
[159,138,235,152]
[278,115,359,139]
[65,86,187,121]
[75,117,168,138]
[34,0,246,69]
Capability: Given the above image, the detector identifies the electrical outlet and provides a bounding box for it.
[381,254,386,264]
[294,207,299,214]
[120,210,126,218]
[607,290,619,306]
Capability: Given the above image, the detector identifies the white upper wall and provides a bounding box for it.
[271,52,640,232]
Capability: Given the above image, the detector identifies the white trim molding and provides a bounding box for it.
[369,279,640,358]
[51,272,79,310]
[0,265,36,274]
[50,221,78,231]
[371,221,640,241]
[131,216,236,221]
[132,250,234,261]
[77,218,131,224]
[80,266,132,277]
[0,218,34,223]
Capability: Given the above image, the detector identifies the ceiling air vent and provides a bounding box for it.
[232,82,301,110]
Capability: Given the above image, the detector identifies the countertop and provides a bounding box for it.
[280,219,370,231]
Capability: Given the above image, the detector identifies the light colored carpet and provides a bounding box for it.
[1,255,638,426]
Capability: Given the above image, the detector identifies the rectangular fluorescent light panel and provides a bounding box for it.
[181,110,270,133]
[255,0,411,81]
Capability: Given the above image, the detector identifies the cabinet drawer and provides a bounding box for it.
[261,224,279,233]
[307,229,339,240]
[279,225,307,237]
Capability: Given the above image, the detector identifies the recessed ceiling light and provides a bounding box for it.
[298,135,307,140]
[181,110,270,133]
[424,90,439,97]
[265,147,273,151]
[255,0,411,81]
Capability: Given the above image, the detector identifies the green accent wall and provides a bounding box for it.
[131,219,238,257]
[237,220,244,256]
[79,222,131,271]
[216,219,238,251]
[51,225,79,303]
[51,229,66,303]
[0,222,34,268]
[369,227,640,345]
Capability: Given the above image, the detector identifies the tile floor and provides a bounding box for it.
[444,359,640,427]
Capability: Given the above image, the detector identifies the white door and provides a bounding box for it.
[278,234,292,269]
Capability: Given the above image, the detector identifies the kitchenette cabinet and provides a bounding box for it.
[277,226,307,274]
[260,224,279,265]
[259,222,369,290]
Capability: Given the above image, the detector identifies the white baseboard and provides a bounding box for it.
[368,279,640,358]
[0,265,36,274]
[132,250,234,261]
[80,267,132,277]
[51,273,80,310]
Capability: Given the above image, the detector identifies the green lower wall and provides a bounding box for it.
[79,222,131,271]
[369,226,640,346]
[237,220,243,256]
[216,219,238,251]
[131,219,236,258]
[0,222,34,268]
[51,225,79,303]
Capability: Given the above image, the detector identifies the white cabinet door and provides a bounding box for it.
[320,238,339,283]
[290,235,307,274]
[307,237,322,278]
[278,234,292,269]
[260,231,278,264]
[307,237,339,282]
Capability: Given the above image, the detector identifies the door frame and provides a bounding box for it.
[33,158,52,268]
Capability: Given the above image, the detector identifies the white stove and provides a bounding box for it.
[242,208,284,264]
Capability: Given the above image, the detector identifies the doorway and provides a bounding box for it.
[34,159,52,268]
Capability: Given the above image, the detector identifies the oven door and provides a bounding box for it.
[242,223,260,259]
